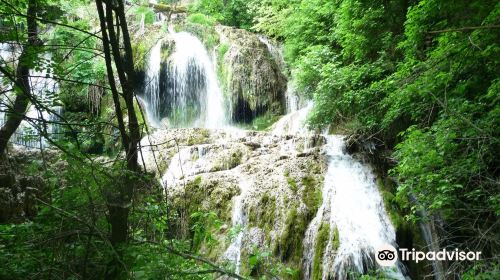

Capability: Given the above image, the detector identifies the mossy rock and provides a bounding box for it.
[152,4,187,14]
[186,129,210,145]
[301,175,322,217]
[169,175,239,239]
[311,222,331,280]
[274,205,308,267]
[216,25,287,124]
[248,192,277,237]
[212,149,243,171]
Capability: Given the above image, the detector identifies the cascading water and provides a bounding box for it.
[271,97,406,279]
[18,54,60,148]
[224,176,252,274]
[258,36,285,73]
[141,39,162,128]
[410,195,446,280]
[271,101,313,135]
[169,28,226,128]
[141,28,226,128]
[143,23,408,279]
[303,135,406,280]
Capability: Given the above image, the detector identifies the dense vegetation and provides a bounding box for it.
[248,0,499,277]
[0,0,498,279]
[192,1,500,275]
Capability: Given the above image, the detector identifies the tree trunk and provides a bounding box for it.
[96,0,142,249]
[0,0,40,156]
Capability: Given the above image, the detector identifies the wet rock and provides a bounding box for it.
[145,127,326,267]
[216,26,287,123]
[243,141,260,150]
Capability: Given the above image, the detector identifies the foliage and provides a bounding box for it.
[190,0,255,29]
[1,0,498,278]
[251,0,500,276]
[187,13,216,27]
[131,6,155,25]
[190,211,222,251]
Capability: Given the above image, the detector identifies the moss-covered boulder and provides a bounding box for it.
[216,26,287,123]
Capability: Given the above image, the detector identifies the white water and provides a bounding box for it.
[169,28,226,128]
[302,135,406,279]
[224,176,252,274]
[17,54,60,148]
[271,101,313,136]
[258,36,285,73]
[270,98,406,279]
[411,196,445,280]
[142,40,163,128]
[142,28,226,128]
[144,26,408,278]
[284,82,300,113]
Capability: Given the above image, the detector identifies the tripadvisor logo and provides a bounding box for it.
[376,244,398,266]
[375,244,482,267]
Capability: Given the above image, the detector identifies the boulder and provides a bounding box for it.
[216,26,287,123]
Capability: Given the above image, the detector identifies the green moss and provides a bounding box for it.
[134,99,146,128]
[184,176,203,212]
[286,175,298,193]
[306,158,322,174]
[183,22,219,50]
[213,149,243,171]
[187,130,210,145]
[275,206,307,266]
[132,6,155,25]
[170,176,239,242]
[248,192,277,236]
[252,113,282,131]
[376,177,404,229]
[301,176,322,218]
[332,227,340,250]
[296,141,305,153]
[311,222,330,280]
[153,4,186,13]
[218,43,229,61]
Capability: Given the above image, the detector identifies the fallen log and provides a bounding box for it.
[152,3,187,14]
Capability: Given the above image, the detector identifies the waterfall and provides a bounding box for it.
[258,36,286,72]
[169,29,226,128]
[271,99,406,278]
[0,47,61,149]
[224,177,252,274]
[16,57,60,148]
[141,28,226,128]
[271,101,313,135]
[303,135,406,279]
[259,35,302,115]
[410,195,446,280]
[142,39,163,127]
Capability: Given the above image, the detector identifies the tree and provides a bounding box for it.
[95,0,142,246]
[0,0,42,157]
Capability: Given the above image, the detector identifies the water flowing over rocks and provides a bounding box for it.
[137,26,410,274]
[138,27,226,128]
[139,114,409,278]
[140,125,327,273]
